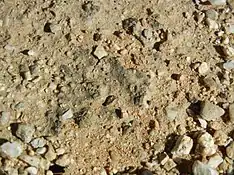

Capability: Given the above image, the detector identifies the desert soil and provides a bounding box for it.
[1,0,234,174]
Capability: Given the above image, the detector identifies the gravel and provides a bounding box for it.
[223,61,234,70]
[45,144,56,161]
[193,161,218,175]
[31,138,47,148]
[196,132,217,156]
[60,109,73,121]
[36,147,47,155]
[198,62,209,75]
[16,124,35,143]
[19,155,41,167]
[25,166,38,175]
[0,141,23,158]
[200,101,225,121]
[171,135,193,156]
[207,153,223,168]
[208,0,226,5]
[229,103,234,122]
[0,111,10,126]
[93,45,108,59]
[55,154,71,167]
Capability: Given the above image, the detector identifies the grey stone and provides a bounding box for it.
[16,124,35,143]
[60,109,73,121]
[30,138,46,148]
[55,154,71,167]
[0,141,23,158]
[165,106,178,121]
[208,0,226,5]
[200,101,225,121]
[171,135,193,156]
[93,45,108,59]
[0,111,10,126]
[36,147,47,155]
[223,61,234,70]
[196,132,217,156]
[193,161,218,175]
[25,167,38,175]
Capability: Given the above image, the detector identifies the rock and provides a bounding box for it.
[207,153,223,168]
[56,148,66,155]
[158,152,169,165]
[31,138,46,148]
[55,154,71,167]
[163,159,177,171]
[165,106,178,121]
[171,135,193,156]
[213,130,230,146]
[226,24,234,34]
[200,101,225,121]
[46,170,53,175]
[222,46,234,57]
[226,141,234,159]
[208,0,226,5]
[198,118,207,128]
[142,29,153,39]
[205,9,218,20]
[45,144,56,161]
[192,161,218,175]
[223,61,234,70]
[0,111,10,126]
[60,109,73,121]
[25,166,38,175]
[93,45,108,59]
[36,147,47,155]
[206,18,219,30]
[16,124,35,143]
[0,141,23,158]
[39,158,50,170]
[229,103,234,122]
[196,132,217,156]
[198,62,209,75]
[19,155,41,167]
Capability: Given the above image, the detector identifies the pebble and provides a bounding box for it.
[213,130,229,146]
[36,147,47,155]
[16,124,35,143]
[163,159,177,171]
[19,155,40,167]
[60,109,73,121]
[192,161,218,175]
[171,135,193,156]
[207,153,223,168]
[198,118,207,128]
[46,170,53,175]
[226,24,234,34]
[226,141,234,159]
[208,0,226,5]
[158,152,169,165]
[56,148,66,155]
[200,101,225,121]
[45,144,56,161]
[229,103,234,122]
[31,138,46,148]
[222,46,234,57]
[0,141,23,158]
[165,106,178,121]
[55,154,71,167]
[198,62,209,75]
[93,45,108,59]
[0,111,10,126]
[205,9,218,20]
[206,18,219,30]
[25,166,38,175]
[223,60,234,70]
[196,132,217,156]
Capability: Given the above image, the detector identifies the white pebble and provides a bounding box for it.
[171,135,193,156]
[196,132,217,156]
[25,166,38,175]
[93,45,108,59]
[31,138,46,148]
[198,62,209,75]
[208,0,226,5]
[207,153,223,168]
[0,111,10,126]
[206,18,219,30]
[60,109,73,121]
[198,118,207,128]
[0,141,23,158]
[193,161,218,175]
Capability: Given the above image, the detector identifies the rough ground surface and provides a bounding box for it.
[1,0,234,174]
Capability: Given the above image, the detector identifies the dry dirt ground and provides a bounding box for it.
[1,0,234,174]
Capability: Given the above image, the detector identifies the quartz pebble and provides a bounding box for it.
[31,138,46,148]
[198,118,207,128]
[196,132,217,156]
[36,147,47,155]
[223,61,234,70]
[193,161,218,175]
[25,166,38,175]
[16,124,35,143]
[171,135,193,156]
[206,18,218,30]
[93,45,108,59]
[208,0,226,5]
[55,154,71,167]
[207,153,223,168]
[200,101,225,121]
[226,141,234,159]
[46,170,53,175]
[19,155,41,167]
[0,111,10,126]
[198,62,209,75]
[60,109,73,121]
[0,141,23,158]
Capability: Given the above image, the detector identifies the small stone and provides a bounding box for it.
[226,141,234,159]
[31,138,46,148]
[60,109,73,121]
[93,45,108,59]
[205,9,219,20]
[46,170,53,175]
[198,62,209,75]
[0,141,23,158]
[163,159,177,171]
[19,155,40,167]
[16,124,35,143]
[208,0,226,5]
[223,61,234,70]
[25,166,38,175]
[0,111,10,126]
[207,153,223,168]
[36,147,47,155]
[39,158,50,170]
[222,46,234,57]
[200,101,225,121]
[192,161,218,175]
[213,130,229,146]
[196,132,217,157]
[165,106,178,121]
[56,148,66,155]
[206,18,219,30]
[142,29,153,39]
[55,154,71,167]
[198,118,207,128]
[171,135,193,156]
[226,24,234,34]
[45,144,56,161]
[158,152,169,165]
[229,103,234,122]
